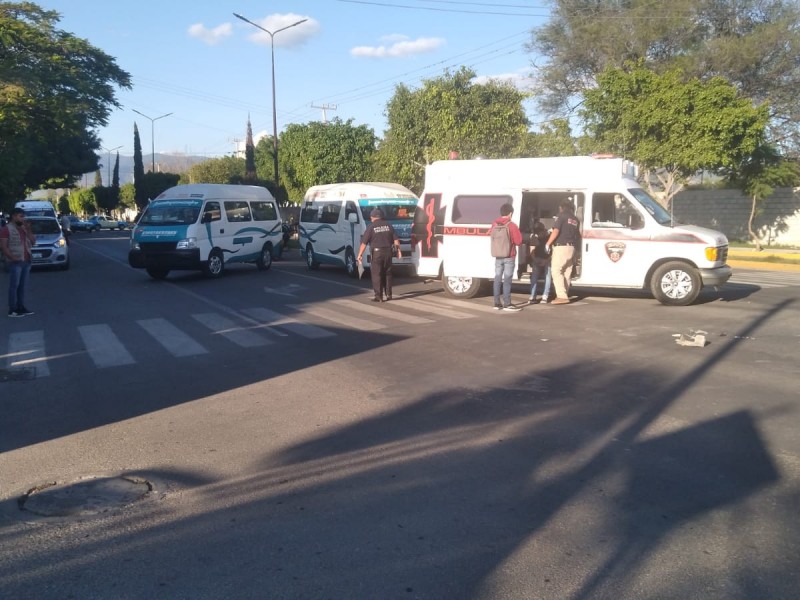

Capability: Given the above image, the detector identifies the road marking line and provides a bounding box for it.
[138,318,209,357]
[241,307,335,339]
[79,324,136,368]
[392,297,475,319]
[288,304,386,331]
[6,330,50,378]
[192,313,274,347]
[329,298,434,324]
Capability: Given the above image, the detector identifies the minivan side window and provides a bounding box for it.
[251,201,277,221]
[300,203,319,223]
[452,195,512,224]
[319,202,342,224]
[344,201,359,222]
[203,201,222,222]
[225,201,252,222]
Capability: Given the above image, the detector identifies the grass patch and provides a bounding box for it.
[728,253,800,265]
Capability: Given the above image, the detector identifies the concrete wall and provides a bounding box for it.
[673,188,800,246]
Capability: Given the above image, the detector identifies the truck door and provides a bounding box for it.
[578,192,650,287]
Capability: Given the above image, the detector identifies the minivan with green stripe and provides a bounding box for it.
[129,184,283,280]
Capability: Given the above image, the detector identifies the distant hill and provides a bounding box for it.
[93,153,211,187]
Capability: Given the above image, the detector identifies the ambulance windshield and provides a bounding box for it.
[629,188,672,226]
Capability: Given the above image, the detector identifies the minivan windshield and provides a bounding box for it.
[139,203,201,226]
[629,187,673,226]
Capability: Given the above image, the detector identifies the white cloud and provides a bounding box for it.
[351,37,445,58]
[473,68,536,91]
[187,22,233,46]
[240,13,319,48]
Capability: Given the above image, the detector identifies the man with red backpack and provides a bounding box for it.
[489,203,523,311]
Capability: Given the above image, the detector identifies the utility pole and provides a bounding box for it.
[311,103,338,124]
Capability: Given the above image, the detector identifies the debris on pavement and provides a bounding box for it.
[673,329,708,347]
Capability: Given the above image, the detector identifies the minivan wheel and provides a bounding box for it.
[306,244,320,270]
[203,249,225,278]
[442,275,482,299]
[257,243,273,271]
[650,261,701,306]
[345,248,357,278]
[146,266,169,280]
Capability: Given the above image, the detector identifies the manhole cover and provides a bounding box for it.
[20,476,152,517]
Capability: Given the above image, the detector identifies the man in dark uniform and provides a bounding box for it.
[357,208,402,302]
[544,199,581,304]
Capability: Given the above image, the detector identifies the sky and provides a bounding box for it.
[38,0,552,159]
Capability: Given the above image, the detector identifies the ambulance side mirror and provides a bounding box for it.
[347,213,359,224]
[627,213,644,230]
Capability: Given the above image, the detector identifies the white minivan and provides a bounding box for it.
[299,182,418,277]
[16,200,57,218]
[129,184,283,280]
[411,156,732,305]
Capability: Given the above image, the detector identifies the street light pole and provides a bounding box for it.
[100,145,123,186]
[233,13,307,188]
[131,109,173,173]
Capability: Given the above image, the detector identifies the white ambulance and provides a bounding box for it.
[411,156,732,305]
[129,184,283,279]
[299,182,418,277]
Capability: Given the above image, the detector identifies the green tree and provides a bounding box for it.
[112,152,120,189]
[140,171,179,201]
[523,118,579,157]
[724,145,800,249]
[244,117,256,184]
[181,156,246,184]
[0,2,131,207]
[581,63,769,208]
[70,187,96,215]
[374,67,529,193]
[118,182,136,211]
[527,0,800,151]
[277,118,377,203]
[133,122,146,209]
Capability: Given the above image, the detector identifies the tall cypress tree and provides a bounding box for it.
[94,169,103,187]
[245,116,256,184]
[112,152,120,189]
[133,123,146,209]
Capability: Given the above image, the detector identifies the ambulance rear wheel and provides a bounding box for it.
[306,244,320,270]
[650,261,700,306]
[443,275,482,299]
[345,249,358,278]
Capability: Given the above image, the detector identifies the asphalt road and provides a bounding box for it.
[1,231,798,599]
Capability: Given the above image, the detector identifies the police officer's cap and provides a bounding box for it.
[370,208,384,219]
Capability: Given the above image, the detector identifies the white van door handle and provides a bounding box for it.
[219,229,224,233]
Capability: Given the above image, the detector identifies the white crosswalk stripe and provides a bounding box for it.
[6,330,49,377]
[329,298,434,324]
[138,318,209,357]
[391,296,475,319]
[288,303,386,331]
[79,324,136,368]
[192,313,273,347]
[241,307,335,339]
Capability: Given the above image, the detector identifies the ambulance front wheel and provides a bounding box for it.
[650,261,701,306]
[443,275,483,299]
